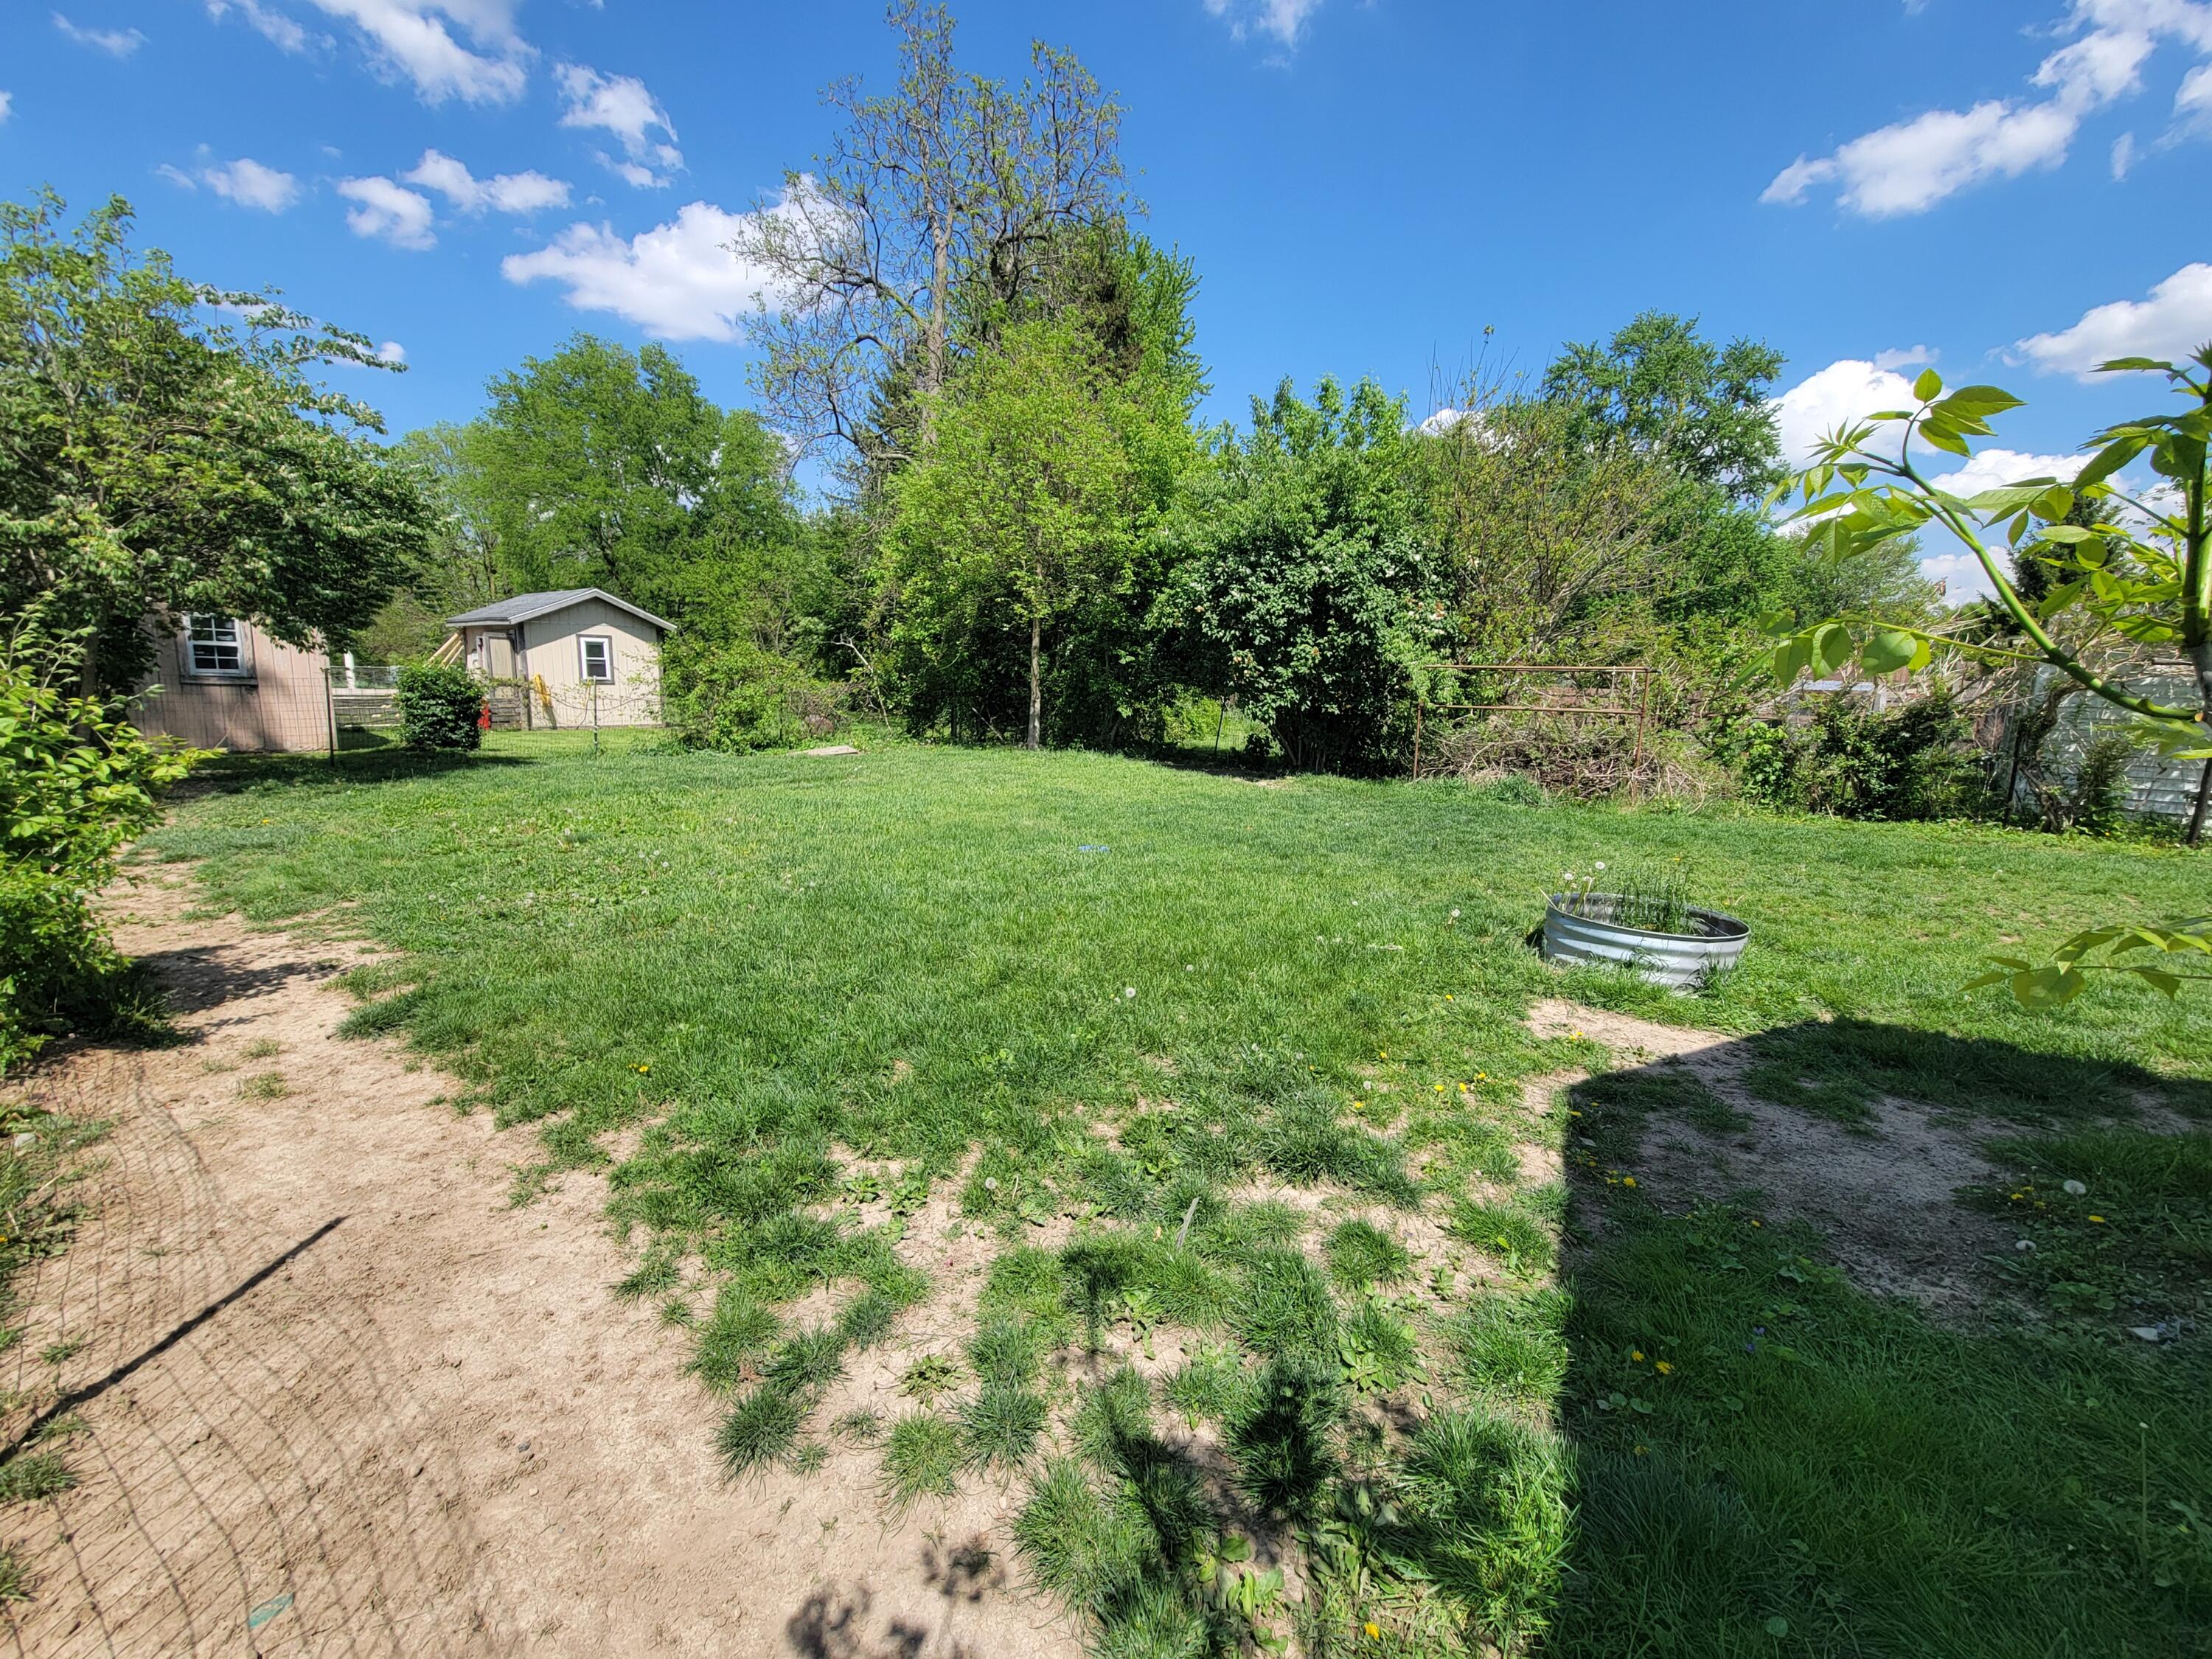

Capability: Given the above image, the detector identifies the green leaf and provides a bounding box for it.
[1860,630,1916,675]
[1766,1616,1791,1638]
[1813,623,1853,675]
[1933,384,2024,420]
[1919,420,1972,457]
[2075,433,2149,488]
[2096,357,2173,374]
[1772,634,1812,689]
[1913,367,1943,401]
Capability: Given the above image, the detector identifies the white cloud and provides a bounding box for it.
[1764,1,2212,215]
[1873,344,1937,372]
[2112,128,2140,175]
[2015,261,2212,375]
[201,156,302,211]
[1927,448,2081,498]
[2180,60,2212,122]
[403,147,569,213]
[501,199,791,342]
[1770,358,1922,467]
[338,175,437,249]
[0,93,12,125]
[376,340,406,363]
[54,13,147,55]
[205,0,320,53]
[604,156,664,190]
[1203,0,1327,46]
[302,0,529,105]
[1762,100,2079,216]
[1917,549,2000,602]
[555,63,682,184]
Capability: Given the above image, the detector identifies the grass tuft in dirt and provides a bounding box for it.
[882,1410,961,1509]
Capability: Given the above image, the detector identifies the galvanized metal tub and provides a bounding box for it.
[1541,895,1750,991]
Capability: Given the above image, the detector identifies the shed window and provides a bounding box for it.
[185,616,249,677]
[579,636,614,684]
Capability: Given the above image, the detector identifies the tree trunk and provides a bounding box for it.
[1026,613,1042,751]
[2188,755,2212,849]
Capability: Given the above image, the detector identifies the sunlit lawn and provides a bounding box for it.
[146,737,2212,1656]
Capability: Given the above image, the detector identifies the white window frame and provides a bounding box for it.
[578,634,615,684]
[184,615,252,679]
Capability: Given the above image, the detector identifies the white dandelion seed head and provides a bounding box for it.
[984,1176,998,1191]
[1123,987,1137,999]
[2062,1179,2087,1197]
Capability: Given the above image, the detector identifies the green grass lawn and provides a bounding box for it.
[145,738,2211,1657]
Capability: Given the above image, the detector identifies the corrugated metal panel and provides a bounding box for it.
[2017,667,2208,824]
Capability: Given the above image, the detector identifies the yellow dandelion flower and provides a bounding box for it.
[1363,1622,1381,1641]
[1631,1349,1645,1363]
[1655,1360,1673,1375]
[1434,1082,1446,1093]
[2088,1214,2107,1224]
[1622,1176,1638,1188]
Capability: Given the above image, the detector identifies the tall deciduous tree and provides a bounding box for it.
[0,191,432,690]
[886,319,1142,748]
[471,335,791,623]
[733,1,1125,484]
[1543,310,1787,503]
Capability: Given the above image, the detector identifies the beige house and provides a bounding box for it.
[131,615,336,753]
[441,588,670,728]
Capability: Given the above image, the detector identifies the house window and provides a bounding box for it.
[185,616,250,677]
[579,636,614,684]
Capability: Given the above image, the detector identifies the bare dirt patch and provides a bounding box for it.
[1528,1000,2009,1312]
[0,872,1079,1658]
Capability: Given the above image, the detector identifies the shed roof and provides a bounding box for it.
[446,588,674,633]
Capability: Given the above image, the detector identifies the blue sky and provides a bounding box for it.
[5,0,2211,594]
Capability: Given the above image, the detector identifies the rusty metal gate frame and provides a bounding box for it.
[1410,662,1656,781]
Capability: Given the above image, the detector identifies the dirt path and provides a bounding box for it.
[0,874,1079,1658]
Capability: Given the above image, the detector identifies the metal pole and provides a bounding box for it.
[325,665,338,763]
[2000,713,2028,828]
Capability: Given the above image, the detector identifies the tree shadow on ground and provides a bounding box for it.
[1540,1018,2212,1658]
[176,749,535,796]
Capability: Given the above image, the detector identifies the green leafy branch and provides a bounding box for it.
[1966,917,2212,1007]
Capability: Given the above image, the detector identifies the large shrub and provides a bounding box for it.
[1,632,200,1069]
[1712,692,1985,821]
[393,663,482,752]
[1158,378,1437,773]
[663,636,845,752]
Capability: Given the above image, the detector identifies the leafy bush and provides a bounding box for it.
[0,864,148,1071]
[662,635,845,752]
[393,663,481,752]
[1,631,199,1069]
[2063,732,2137,838]
[1713,692,1984,821]
[1157,377,1438,774]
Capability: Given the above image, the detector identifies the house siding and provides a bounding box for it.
[517,599,663,728]
[2011,666,2211,825]
[131,622,331,754]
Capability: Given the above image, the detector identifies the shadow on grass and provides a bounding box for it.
[1543,1021,2212,1658]
[178,749,538,795]
[1728,1015,2212,1129]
